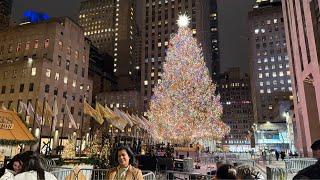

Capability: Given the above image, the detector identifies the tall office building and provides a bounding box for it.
[249,1,293,149]
[0,0,12,30]
[218,68,254,152]
[210,0,220,81]
[0,18,93,151]
[282,0,320,156]
[141,0,215,113]
[79,0,137,90]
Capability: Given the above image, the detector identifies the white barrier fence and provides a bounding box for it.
[284,158,317,173]
[165,170,214,180]
[51,168,156,180]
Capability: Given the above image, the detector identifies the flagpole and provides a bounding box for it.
[79,95,86,156]
[48,96,56,155]
[16,99,20,113]
[60,98,67,152]
[38,96,46,153]
[24,101,28,123]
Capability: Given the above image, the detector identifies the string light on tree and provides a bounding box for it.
[147,14,229,144]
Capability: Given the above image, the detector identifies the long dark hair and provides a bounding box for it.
[0,154,23,176]
[20,151,45,180]
[114,146,137,167]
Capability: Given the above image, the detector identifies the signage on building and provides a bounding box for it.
[0,116,13,129]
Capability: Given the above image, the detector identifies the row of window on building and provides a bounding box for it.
[260,87,292,94]
[258,71,290,78]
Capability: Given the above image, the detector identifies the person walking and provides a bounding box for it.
[106,146,143,180]
[275,150,280,161]
[293,139,320,179]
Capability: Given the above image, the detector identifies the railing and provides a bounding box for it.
[165,170,214,180]
[285,158,317,173]
[50,168,156,180]
[266,166,287,180]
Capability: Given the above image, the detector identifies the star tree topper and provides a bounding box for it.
[177,14,191,28]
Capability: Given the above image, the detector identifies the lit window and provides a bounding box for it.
[192,29,196,34]
[278,56,282,61]
[44,39,49,48]
[34,40,39,49]
[281,87,285,91]
[280,80,284,84]
[259,73,263,78]
[264,58,268,62]
[110,104,114,108]
[64,77,68,84]
[285,55,289,60]
[158,79,162,83]
[55,73,59,80]
[257,58,261,63]
[267,89,271,93]
[261,28,265,33]
[87,85,90,91]
[114,69,117,72]
[272,72,277,77]
[279,64,283,68]
[265,73,270,77]
[279,71,284,77]
[271,57,275,62]
[265,65,269,70]
[31,68,36,76]
[288,87,292,91]
[260,82,264,86]
[266,81,270,85]
[272,65,275,69]
[45,69,51,77]
[116,103,119,108]
[288,79,291,84]
[274,18,278,23]
[72,80,76,87]
[144,80,148,85]
[58,41,63,50]
[80,84,83,90]
[158,42,161,47]
[267,20,271,24]
[151,72,154,77]
[260,89,264,93]
[273,80,277,85]
[254,29,259,34]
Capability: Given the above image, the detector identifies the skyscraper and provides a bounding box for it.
[0,0,12,30]
[249,1,293,149]
[218,68,254,152]
[282,0,320,157]
[210,0,220,81]
[79,0,138,90]
[141,0,215,114]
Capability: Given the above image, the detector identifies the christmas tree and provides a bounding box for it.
[61,138,76,159]
[147,14,229,143]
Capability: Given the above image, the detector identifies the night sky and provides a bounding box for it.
[12,0,255,73]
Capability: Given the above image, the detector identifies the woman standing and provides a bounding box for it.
[106,146,143,180]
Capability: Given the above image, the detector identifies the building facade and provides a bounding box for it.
[210,0,220,81]
[0,18,93,151]
[282,0,320,156]
[78,0,138,90]
[218,68,254,152]
[249,1,294,149]
[141,0,215,114]
[0,0,12,30]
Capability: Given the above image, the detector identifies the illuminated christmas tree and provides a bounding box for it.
[147,14,229,144]
[62,138,76,159]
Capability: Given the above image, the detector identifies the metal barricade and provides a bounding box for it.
[142,170,156,180]
[266,166,287,180]
[285,158,317,173]
[51,169,74,180]
[165,170,214,180]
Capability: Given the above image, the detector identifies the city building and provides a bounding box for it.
[249,0,293,150]
[78,0,138,90]
[87,39,117,97]
[210,0,220,81]
[282,0,320,156]
[0,17,93,152]
[141,0,216,114]
[218,68,254,152]
[0,0,12,30]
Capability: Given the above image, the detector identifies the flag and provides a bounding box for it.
[84,100,103,125]
[102,105,128,130]
[66,102,77,129]
[1,102,7,110]
[18,102,28,114]
[27,103,35,116]
[44,101,53,126]
[114,108,133,127]
[52,98,58,133]
[94,103,107,125]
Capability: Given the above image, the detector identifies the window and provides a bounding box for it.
[272,72,277,77]
[17,43,22,52]
[258,73,263,78]
[279,71,284,77]
[12,70,17,78]
[31,68,36,76]
[81,68,85,77]
[75,51,79,59]
[29,83,34,92]
[19,84,24,92]
[260,82,264,86]
[55,73,59,80]
[26,41,30,50]
[34,40,39,49]
[58,41,63,50]
[46,69,51,78]
[54,88,58,96]
[254,28,259,34]
[267,89,271,93]
[44,39,49,48]
[67,46,71,54]
[58,55,62,66]
[66,60,70,70]
[1,86,6,94]
[74,64,78,74]
[9,85,14,93]
[45,84,50,93]
[72,80,76,87]
[8,44,13,53]
[64,77,68,84]
[260,89,264,94]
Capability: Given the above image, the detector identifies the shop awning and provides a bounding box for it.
[0,109,36,145]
